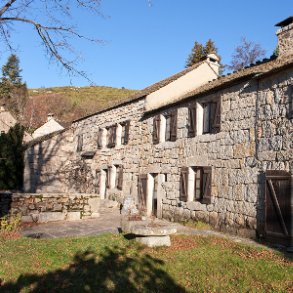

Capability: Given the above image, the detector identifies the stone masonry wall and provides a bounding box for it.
[0,192,100,223]
[24,67,293,238]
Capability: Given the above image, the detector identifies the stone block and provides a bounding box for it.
[136,235,171,247]
[37,212,66,223]
[88,197,100,212]
[66,212,81,221]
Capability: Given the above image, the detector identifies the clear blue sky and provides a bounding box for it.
[1,0,292,89]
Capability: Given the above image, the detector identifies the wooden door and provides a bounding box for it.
[138,175,148,212]
[265,170,292,246]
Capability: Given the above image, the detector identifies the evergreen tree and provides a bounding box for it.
[0,124,24,190]
[0,54,28,114]
[1,54,23,86]
[186,39,220,68]
[204,39,217,56]
[186,41,205,68]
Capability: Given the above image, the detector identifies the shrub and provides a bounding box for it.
[0,214,21,239]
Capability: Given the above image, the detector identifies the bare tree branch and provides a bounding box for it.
[0,0,103,81]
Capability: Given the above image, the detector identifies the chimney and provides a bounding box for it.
[47,113,54,122]
[0,104,6,112]
[206,53,220,76]
[275,16,293,57]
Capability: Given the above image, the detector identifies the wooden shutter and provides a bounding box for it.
[138,174,148,209]
[211,100,221,134]
[153,115,160,144]
[289,85,293,119]
[117,165,123,190]
[77,134,83,152]
[201,166,212,204]
[106,167,111,188]
[124,121,130,145]
[170,110,177,141]
[97,129,102,149]
[265,170,291,246]
[188,106,197,137]
[96,170,100,191]
[111,125,117,148]
[180,167,189,201]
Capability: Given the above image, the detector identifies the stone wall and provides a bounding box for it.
[24,67,293,239]
[0,192,100,223]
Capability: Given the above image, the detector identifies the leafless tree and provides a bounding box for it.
[0,0,103,81]
[228,37,266,71]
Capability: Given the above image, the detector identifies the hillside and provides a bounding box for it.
[23,86,137,129]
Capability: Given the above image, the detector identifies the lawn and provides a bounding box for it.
[0,234,292,292]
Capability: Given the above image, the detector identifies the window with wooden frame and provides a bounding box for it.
[106,167,110,188]
[115,165,123,190]
[180,166,212,204]
[138,174,148,209]
[153,115,160,144]
[97,128,103,149]
[77,134,83,152]
[289,85,293,119]
[107,125,117,148]
[95,170,100,192]
[121,121,130,145]
[167,110,177,142]
[202,100,221,134]
[187,105,197,137]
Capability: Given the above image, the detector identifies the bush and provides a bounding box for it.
[0,214,21,239]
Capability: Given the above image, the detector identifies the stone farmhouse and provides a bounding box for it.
[23,18,293,246]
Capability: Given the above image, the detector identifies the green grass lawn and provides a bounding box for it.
[0,234,292,292]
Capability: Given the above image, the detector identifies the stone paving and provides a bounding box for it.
[21,207,265,249]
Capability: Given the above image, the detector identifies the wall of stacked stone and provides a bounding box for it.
[23,129,85,193]
[0,192,100,223]
[24,68,293,238]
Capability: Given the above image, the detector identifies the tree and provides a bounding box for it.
[186,39,219,68]
[0,0,103,80]
[2,54,23,86]
[0,123,24,190]
[228,37,266,71]
[0,54,28,116]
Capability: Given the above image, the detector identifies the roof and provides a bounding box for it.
[275,16,293,27]
[72,60,205,123]
[0,109,32,142]
[25,128,68,148]
[0,110,17,133]
[32,117,64,139]
[153,53,293,110]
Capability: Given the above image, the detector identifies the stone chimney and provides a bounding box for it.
[0,104,6,112]
[206,53,220,76]
[47,113,54,122]
[276,16,293,57]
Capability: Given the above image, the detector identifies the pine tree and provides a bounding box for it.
[0,124,24,190]
[0,54,28,114]
[185,41,205,68]
[204,39,217,56]
[2,54,23,86]
[186,39,221,68]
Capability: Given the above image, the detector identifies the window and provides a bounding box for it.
[121,121,130,145]
[187,105,197,137]
[77,134,83,152]
[153,110,177,144]
[153,115,160,144]
[107,125,116,148]
[202,101,220,134]
[180,166,212,204]
[97,128,104,149]
[115,165,123,190]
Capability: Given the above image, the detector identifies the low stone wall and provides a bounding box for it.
[0,192,100,223]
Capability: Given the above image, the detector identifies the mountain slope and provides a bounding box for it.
[25,86,137,129]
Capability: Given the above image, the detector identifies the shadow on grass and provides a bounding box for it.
[1,244,186,293]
